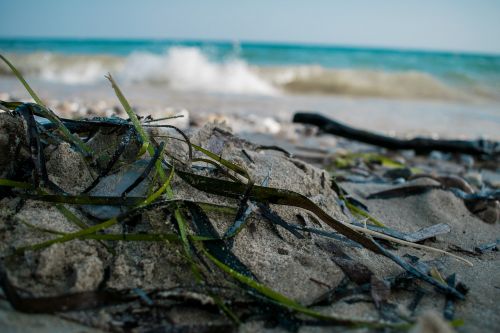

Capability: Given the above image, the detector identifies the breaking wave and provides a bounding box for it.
[120,48,277,94]
[0,47,496,100]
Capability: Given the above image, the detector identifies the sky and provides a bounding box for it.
[1,0,499,54]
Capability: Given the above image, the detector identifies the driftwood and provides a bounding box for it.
[293,112,500,157]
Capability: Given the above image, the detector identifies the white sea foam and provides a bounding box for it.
[120,47,277,95]
[39,59,109,85]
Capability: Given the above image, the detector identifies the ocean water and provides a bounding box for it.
[1,39,500,139]
[1,38,500,101]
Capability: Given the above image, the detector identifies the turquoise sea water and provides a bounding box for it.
[1,38,499,100]
[1,39,499,139]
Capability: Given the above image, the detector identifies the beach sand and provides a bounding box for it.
[0,98,498,332]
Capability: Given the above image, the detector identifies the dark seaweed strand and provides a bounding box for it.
[443,273,457,320]
[167,208,216,277]
[15,104,77,194]
[149,136,192,177]
[162,150,192,171]
[223,182,254,242]
[0,100,22,110]
[349,222,412,242]
[18,108,65,193]
[151,135,196,167]
[255,145,292,157]
[155,135,245,182]
[319,242,374,285]
[40,117,126,132]
[118,200,179,222]
[366,185,443,200]
[37,124,65,147]
[255,203,304,239]
[83,126,135,193]
[309,276,351,306]
[289,224,362,247]
[186,201,257,280]
[190,143,251,181]
[331,179,371,213]
[372,241,464,300]
[407,288,425,315]
[345,196,369,212]
[121,141,165,197]
[171,205,241,323]
[144,124,193,161]
[20,193,146,206]
[241,149,255,164]
[16,104,48,187]
[142,114,185,123]
[192,158,242,183]
[259,209,286,242]
[29,104,94,157]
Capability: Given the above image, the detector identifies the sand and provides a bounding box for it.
[0,105,498,332]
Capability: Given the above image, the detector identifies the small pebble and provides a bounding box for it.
[464,171,483,188]
[401,150,415,159]
[429,151,444,160]
[430,151,452,161]
[460,154,474,169]
[393,177,406,184]
[384,167,412,180]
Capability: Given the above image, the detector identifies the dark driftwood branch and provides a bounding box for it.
[293,112,499,157]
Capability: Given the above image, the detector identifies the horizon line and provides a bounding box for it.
[1,36,499,57]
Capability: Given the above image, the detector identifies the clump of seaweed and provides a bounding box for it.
[0,55,471,332]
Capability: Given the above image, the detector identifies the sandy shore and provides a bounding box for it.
[1,77,500,140]
[0,89,499,332]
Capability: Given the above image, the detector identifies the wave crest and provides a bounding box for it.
[264,66,462,100]
[121,48,277,94]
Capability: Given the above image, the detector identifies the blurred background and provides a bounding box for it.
[1,0,499,138]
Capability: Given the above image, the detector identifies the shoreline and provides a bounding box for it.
[1,78,500,141]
